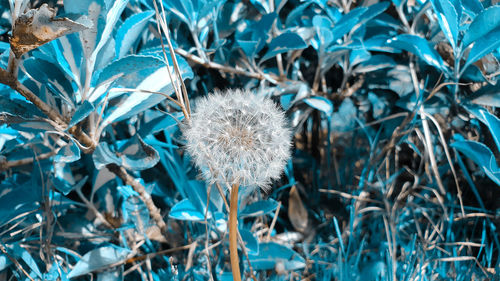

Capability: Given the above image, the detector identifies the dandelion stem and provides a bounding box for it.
[229,183,241,281]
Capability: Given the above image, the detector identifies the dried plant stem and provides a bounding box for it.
[175,48,288,83]
[229,183,241,281]
[0,57,95,150]
[107,164,168,239]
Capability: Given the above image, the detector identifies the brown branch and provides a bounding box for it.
[0,150,57,171]
[106,164,168,240]
[0,65,96,150]
[175,48,287,83]
[0,67,66,129]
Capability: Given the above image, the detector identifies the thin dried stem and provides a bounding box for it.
[107,164,168,240]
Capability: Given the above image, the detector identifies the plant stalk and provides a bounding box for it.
[229,183,241,281]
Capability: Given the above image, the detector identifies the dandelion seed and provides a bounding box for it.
[183,89,292,191]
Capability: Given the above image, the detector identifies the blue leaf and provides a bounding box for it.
[138,111,183,137]
[115,11,154,59]
[168,199,206,221]
[63,0,102,14]
[55,140,81,163]
[354,54,396,73]
[311,15,334,50]
[239,228,259,254]
[96,54,192,127]
[463,28,500,71]
[93,134,160,170]
[0,92,43,120]
[95,55,164,88]
[67,245,131,278]
[91,0,129,63]
[0,183,41,226]
[363,35,402,53]
[467,85,500,107]
[261,32,307,62]
[163,0,195,29]
[349,48,371,66]
[331,8,365,42]
[236,12,277,57]
[331,98,357,132]
[479,109,500,153]
[12,243,42,278]
[10,121,56,133]
[462,5,500,49]
[185,179,217,215]
[23,58,76,107]
[430,0,459,49]
[240,199,279,218]
[388,34,449,73]
[68,100,95,128]
[0,254,12,271]
[462,0,483,16]
[304,96,333,116]
[249,242,305,270]
[357,2,390,27]
[53,173,88,196]
[451,140,500,185]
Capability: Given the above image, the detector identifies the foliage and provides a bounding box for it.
[0,0,499,280]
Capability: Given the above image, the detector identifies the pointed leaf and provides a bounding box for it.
[55,140,81,163]
[68,100,95,128]
[240,199,279,218]
[462,5,500,49]
[115,11,154,58]
[430,0,459,49]
[388,34,448,73]
[451,140,500,185]
[463,28,500,70]
[304,96,333,115]
[249,242,305,270]
[92,134,160,170]
[261,32,307,62]
[480,109,500,152]
[67,245,130,278]
[168,199,206,221]
[240,228,259,254]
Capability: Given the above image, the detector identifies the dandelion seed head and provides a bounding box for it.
[183,89,292,191]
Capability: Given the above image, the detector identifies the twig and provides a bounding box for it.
[266,201,281,241]
[0,150,57,171]
[0,243,35,281]
[175,48,287,83]
[152,0,191,120]
[106,164,168,240]
[0,65,96,151]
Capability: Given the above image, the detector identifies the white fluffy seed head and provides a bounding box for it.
[183,89,292,191]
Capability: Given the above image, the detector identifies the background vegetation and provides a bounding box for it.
[0,0,499,280]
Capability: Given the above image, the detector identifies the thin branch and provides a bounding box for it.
[0,67,66,129]
[0,55,96,151]
[0,243,35,281]
[175,48,288,83]
[106,164,168,240]
[0,150,57,171]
